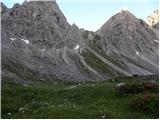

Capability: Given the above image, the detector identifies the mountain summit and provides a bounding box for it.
[97,10,138,33]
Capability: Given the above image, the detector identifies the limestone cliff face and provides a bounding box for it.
[145,9,159,43]
[146,9,159,28]
[1,1,159,84]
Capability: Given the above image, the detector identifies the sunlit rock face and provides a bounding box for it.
[146,9,159,37]
[146,9,159,27]
[1,1,159,84]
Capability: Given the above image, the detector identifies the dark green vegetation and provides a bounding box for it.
[130,94,158,118]
[81,49,122,77]
[2,58,56,84]
[1,75,159,119]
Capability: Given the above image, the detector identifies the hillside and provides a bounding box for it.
[1,1,159,84]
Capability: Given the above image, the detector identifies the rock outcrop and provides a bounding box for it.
[146,9,159,37]
[146,9,159,28]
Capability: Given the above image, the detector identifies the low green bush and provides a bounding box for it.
[115,83,144,96]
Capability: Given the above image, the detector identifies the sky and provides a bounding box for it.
[1,0,159,31]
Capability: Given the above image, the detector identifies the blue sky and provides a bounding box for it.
[2,0,158,31]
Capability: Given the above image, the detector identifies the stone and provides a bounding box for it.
[116,83,126,87]
[8,113,11,116]
[101,114,106,119]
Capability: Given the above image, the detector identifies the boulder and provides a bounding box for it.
[116,83,126,87]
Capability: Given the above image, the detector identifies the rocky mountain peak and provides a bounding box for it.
[115,10,137,22]
[1,2,8,13]
[119,8,128,12]
[146,9,159,27]
[2,0,71,48]
[97,10,137,34]
[8,0,66,21]
[97,9,158,65]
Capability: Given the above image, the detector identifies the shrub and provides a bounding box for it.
[129,94,159,118]
[132,74,138,77]
[143,80,159,93]
[143,81,158,89]
[115,82,144,96]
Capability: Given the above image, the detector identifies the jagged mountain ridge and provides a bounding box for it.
[96,10,158,74]
[1,1,159,84]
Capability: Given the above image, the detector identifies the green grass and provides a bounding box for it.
[1,75,158,119]
[81,49,124,77]
[86,33,128,71]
